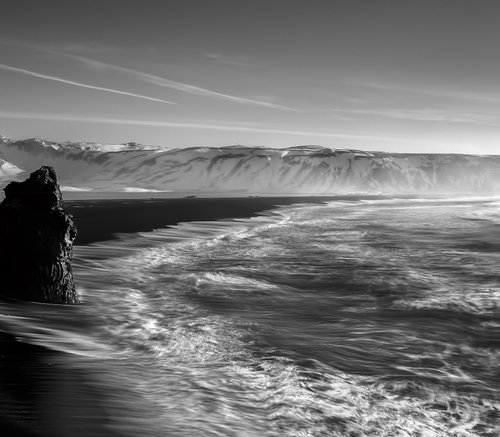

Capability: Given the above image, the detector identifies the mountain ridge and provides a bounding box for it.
[1,136,499,194]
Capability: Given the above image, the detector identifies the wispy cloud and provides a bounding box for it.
[55,43,117,55]
[1,42,298,110]
[330,107,500,127]
[204,53,260,68]
[363,83,500,104]
[0,111,443,145]
[0,40,116,54]
[0,63,175,104]
[51,51,299,111]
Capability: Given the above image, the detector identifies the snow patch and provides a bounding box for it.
[122,187,172,193]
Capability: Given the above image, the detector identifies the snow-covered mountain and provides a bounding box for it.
[0,158,25,182]
[1,136,499,194]
[0,136,26,185]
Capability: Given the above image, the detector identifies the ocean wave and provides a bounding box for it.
[49,197,500,434]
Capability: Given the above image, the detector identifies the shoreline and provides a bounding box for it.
[1,195,346,435]
[2,195,346,435]
[2,195,498,435]
[66,194,406,245]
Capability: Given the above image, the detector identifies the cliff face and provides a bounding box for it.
[1,138,500,194]
[0,166,79,303]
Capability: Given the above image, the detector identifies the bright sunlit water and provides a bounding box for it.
[2,197,500,436]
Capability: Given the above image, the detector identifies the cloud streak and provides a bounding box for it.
[52,51,299,111]
[204,53,260,68]
[0,63,174,104]
[364,83,500,105]
[330,107,500,127]
[0,111,443,145]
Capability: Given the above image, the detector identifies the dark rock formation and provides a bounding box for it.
[0,166,79,303]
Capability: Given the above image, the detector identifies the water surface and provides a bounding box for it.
[2,196,500,436]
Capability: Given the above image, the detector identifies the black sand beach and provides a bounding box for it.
[65,195,394,245]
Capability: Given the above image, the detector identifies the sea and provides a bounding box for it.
[1,196,500,436]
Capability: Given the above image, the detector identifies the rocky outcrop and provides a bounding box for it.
[0,166,79,303]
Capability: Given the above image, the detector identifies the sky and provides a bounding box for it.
[1,0,500,154]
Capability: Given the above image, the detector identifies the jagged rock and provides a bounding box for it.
[0,166,79,303]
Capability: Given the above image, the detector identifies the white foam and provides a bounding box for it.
[66,198,500,435]
[195,271,279,291]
